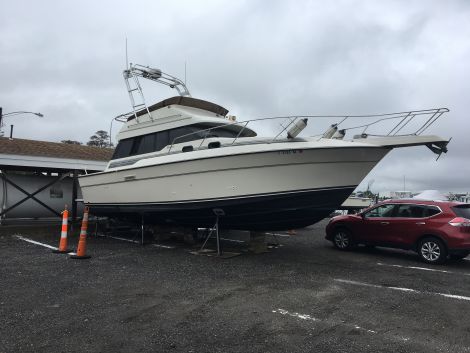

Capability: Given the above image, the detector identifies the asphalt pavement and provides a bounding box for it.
[1,220,470,353]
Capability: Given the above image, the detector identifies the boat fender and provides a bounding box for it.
[287,118,308,139]
[332,129,346,140]
[322,124,338,139]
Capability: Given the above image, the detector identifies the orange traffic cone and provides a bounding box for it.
[71,207,91,259]
[52,206,72,254]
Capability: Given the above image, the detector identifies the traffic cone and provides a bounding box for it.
[71,207,91,259]
[52,206,72,254]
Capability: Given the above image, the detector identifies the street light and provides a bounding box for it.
[0,107,44,136]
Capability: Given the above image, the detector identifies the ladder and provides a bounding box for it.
[123,63,191,122]
[123,66,152,122]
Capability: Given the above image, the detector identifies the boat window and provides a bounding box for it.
[112,139,133,159]
[169,126,202,144]
[208,141,221,149]
[129,136,143,156]
[192,123,255,138]
[155,130,170,151]
[137,134,155,155]
[110,122,256,160]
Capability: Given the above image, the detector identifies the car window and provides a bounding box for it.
[365,204,395,218]
[425,206,441,217]
[452,205,470,218]
[396,204,427,218]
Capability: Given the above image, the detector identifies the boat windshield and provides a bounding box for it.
[111,123,255,160]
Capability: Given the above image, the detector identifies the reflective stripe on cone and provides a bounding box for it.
[71,207,91,260]
[52,206,72,254]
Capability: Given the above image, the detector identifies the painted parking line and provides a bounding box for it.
[266,232,291,237]
[101,234,175,249]
[152,244,175,249]
[15,235,58,250]
[273,308,376,333]
[376,262,470,276]
[14,235,77,255]
[272,308,412,343]
[334,278,470,302]
[101,235,141,244]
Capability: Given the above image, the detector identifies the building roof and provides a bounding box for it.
[0,137,113,161]
[0,137,113,172]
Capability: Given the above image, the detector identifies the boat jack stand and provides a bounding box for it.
[141,214,145,245]
[200,208,225,256]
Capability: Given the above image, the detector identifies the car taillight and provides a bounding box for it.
[449,217,470,227]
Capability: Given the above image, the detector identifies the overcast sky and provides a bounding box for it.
[1,0,469,193]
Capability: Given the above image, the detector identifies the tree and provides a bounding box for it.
[61,140,82,145]
[87,130,113,148]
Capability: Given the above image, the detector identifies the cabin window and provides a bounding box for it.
[155,130,170,151]
[112,139,133,159]
[136,134,155,155]
[110,122,256,160]
[169,126,200,144]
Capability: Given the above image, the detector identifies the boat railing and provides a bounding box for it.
[167,107,448,154]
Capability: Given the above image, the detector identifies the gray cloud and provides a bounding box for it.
[1,0,469,192]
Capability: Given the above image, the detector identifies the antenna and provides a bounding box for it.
[125,37,129,69]
[184,61,187,86]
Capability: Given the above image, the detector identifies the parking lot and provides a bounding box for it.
[1,220,470,353]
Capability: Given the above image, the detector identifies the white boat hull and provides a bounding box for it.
[79,145,389,230]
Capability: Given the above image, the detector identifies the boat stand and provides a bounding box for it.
[130,214,146,245]
[200,209,225,256]
[140,214,145,245]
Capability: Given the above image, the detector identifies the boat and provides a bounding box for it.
[78,64,450,230]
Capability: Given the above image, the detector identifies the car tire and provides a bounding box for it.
[333,228,354,250]
[418,237,448,264]
[449,250,470,260]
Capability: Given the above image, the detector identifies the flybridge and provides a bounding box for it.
[123,64,191,122]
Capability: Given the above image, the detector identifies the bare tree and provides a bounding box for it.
[87,130,113,148]
[61,140,82,145]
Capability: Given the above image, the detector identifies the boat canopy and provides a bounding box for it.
[128,96,229,121]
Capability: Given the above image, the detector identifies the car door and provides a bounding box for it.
[386,204,431,248]
[358,204,398,245]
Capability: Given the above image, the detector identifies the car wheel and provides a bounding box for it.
[418,237,448,264]
[333,228,354,250]
[449,250,470,260]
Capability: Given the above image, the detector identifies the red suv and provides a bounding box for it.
[325,199,470,264]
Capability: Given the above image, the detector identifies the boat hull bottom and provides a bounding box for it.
[87,186,356,231]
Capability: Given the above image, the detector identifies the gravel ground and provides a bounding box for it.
[1,220,470,353]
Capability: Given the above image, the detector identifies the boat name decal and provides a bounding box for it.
[278,149,303,155]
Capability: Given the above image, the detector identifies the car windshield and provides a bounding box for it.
[452,204,470,218]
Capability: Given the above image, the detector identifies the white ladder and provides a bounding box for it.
[123,68,152,122]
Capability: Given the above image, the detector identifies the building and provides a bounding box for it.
[378,191,413,199]
[0,137,113,223]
